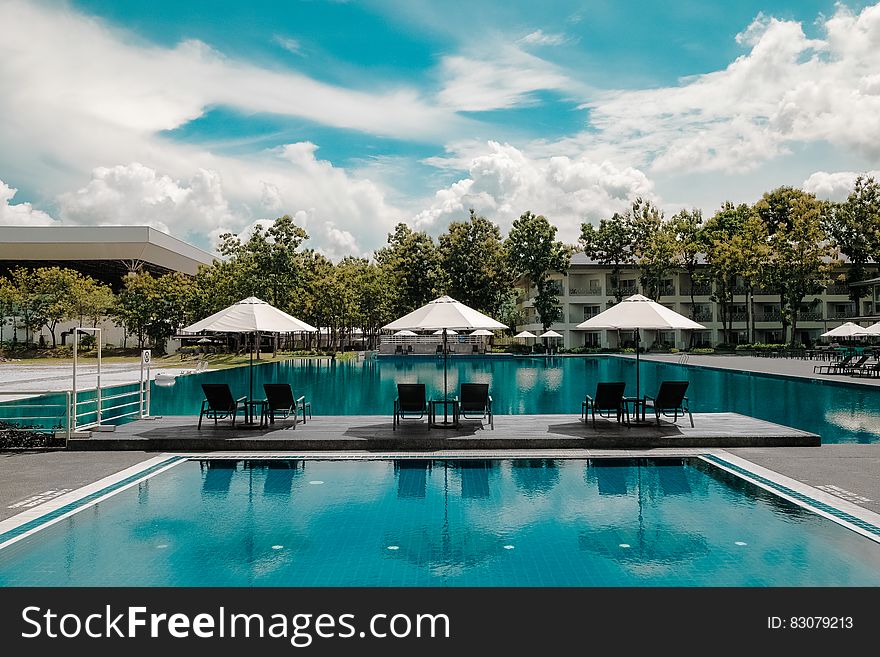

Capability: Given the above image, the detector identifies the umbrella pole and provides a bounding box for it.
[250,331,254,403]
[636,328,640,409]
[443,329,448,422]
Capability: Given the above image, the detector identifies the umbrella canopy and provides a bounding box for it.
[865,322,880,336]
[577,294,705,331]
[196,337,213,344]
[383,296,506,421]
[514,330,537,339]
[182,297,318,334]
[181,297,317,408]
[393,329,418,337]
[540,330,563,338]
[821,322,869,338]
[384,295,506,332]
[470,329,494,336]
[433,329,458,335]
[576,294,705,403]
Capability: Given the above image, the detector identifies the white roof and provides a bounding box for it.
[181,297,317,333]
[383,295,507,331]
[576,294,705,330]
[822,322,869,337]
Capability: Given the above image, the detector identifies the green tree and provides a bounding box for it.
[506,211,571,331]
[28,267,87,348]
[825,175,880,305]
[70,276,114,328]
[375,223,441,316]
[766,193,837,345]
[629,199,678,301]
[438,210,511,316]
[0,267,44,345]
[704,202,752,342]
[728,213,770,342]
[580,212,635,302]
[670,208,705,321]
[217,215,309,309]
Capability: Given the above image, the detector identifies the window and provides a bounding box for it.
[584,332,600,347]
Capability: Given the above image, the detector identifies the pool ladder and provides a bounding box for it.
[678,353,690,365]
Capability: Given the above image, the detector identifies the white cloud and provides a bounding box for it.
[519,30,568,47]
[413,141,654,243]
[802,170,880,200]
[0,180,57,226]
[57,163,237,237]
[273,35,304,56]
[571,4,880,174]
[437,45,574,111]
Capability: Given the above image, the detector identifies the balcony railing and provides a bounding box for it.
[825,283,849,295]
[692,310,713,322]
[658,285,675,297]
[569,287,603,296]
[831,310,856,319]
[731,285,750,295]
[729,312,748,322]
[682,284,712,296]
[761,312,783,322]
[798,311,824,321]
[611,287,638,298]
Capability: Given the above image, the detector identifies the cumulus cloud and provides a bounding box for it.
[413,141,654,243]
[574,3,880,173]
[0,180,57,226]
[57,164,237,237]
[802,170,880,200]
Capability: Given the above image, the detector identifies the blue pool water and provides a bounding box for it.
[1,458,878,586]
[5,356,880,442]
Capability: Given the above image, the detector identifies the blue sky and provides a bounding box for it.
[1,0,879,257]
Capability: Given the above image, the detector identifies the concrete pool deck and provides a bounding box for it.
[638,353,880,387]
[63,412,820,451]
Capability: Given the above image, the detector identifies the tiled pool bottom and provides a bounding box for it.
[1,457,879,586]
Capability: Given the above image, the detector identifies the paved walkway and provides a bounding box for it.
[0,451,155,521]
[638,353,880,387]
[0,362,208,400]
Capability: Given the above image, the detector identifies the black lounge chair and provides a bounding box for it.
[456,383,493,429]
[393,383,429,430]
[263,383,312,427]
[814,354,853,374]
[581,382,627,427]
[851,360,880,378]
[644,381,693,427]
[829,355,869,374]
[198,383,248,429]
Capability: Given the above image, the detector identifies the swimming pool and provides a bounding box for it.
[5,356,880,442]
[147,356,880,443]
[1,457,878,586]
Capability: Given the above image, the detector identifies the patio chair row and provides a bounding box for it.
[813,355,880,377]
[581,380,693,428]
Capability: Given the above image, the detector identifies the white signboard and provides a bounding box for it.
[142,349,152,365]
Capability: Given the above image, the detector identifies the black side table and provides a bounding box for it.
[429,399,459,428]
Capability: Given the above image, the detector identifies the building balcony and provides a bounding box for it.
[658,285,676,297]
[692,311,713,322]
[681,284,712,296]
[569,287,603,297]
[825,283,849,295]
[760,312,783,322]
[798,311,824,321]
[611,287,638,298]
[731,285,750,295]
[729,312,748,322]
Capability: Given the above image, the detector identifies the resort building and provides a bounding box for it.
[0,226,216,347]
[515,253,866,349]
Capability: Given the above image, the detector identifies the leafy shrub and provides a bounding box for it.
[691,347,715,354]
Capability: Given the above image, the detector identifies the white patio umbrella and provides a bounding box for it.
[470,329,494,336]
[514,330,537,339]
[393,329,418,337]
[539,330,562,338]
[821,322,869,338]
[865,322,880,336]
[433,329,458,335]
[383,296,506,423]
[577,294,705,401]
[181,297,317,406]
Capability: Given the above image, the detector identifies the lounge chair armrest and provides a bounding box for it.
[487,395,492,404]
[644,395,656,403]
[296,395,305,404]
[235,396,247,403]
[585,395,594,403]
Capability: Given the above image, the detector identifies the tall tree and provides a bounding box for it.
[438,210,511,316]
[630,199,678,301]
[112,272,156,349]
[728,213,770,342]
[767,193,837,345]
[217,215,309,309]
[670,208,705,321]
[704,202,751,342]
[580,212,635,302]
[375,223,441,316]
[506,211,571,331]
[825,175,880,306]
